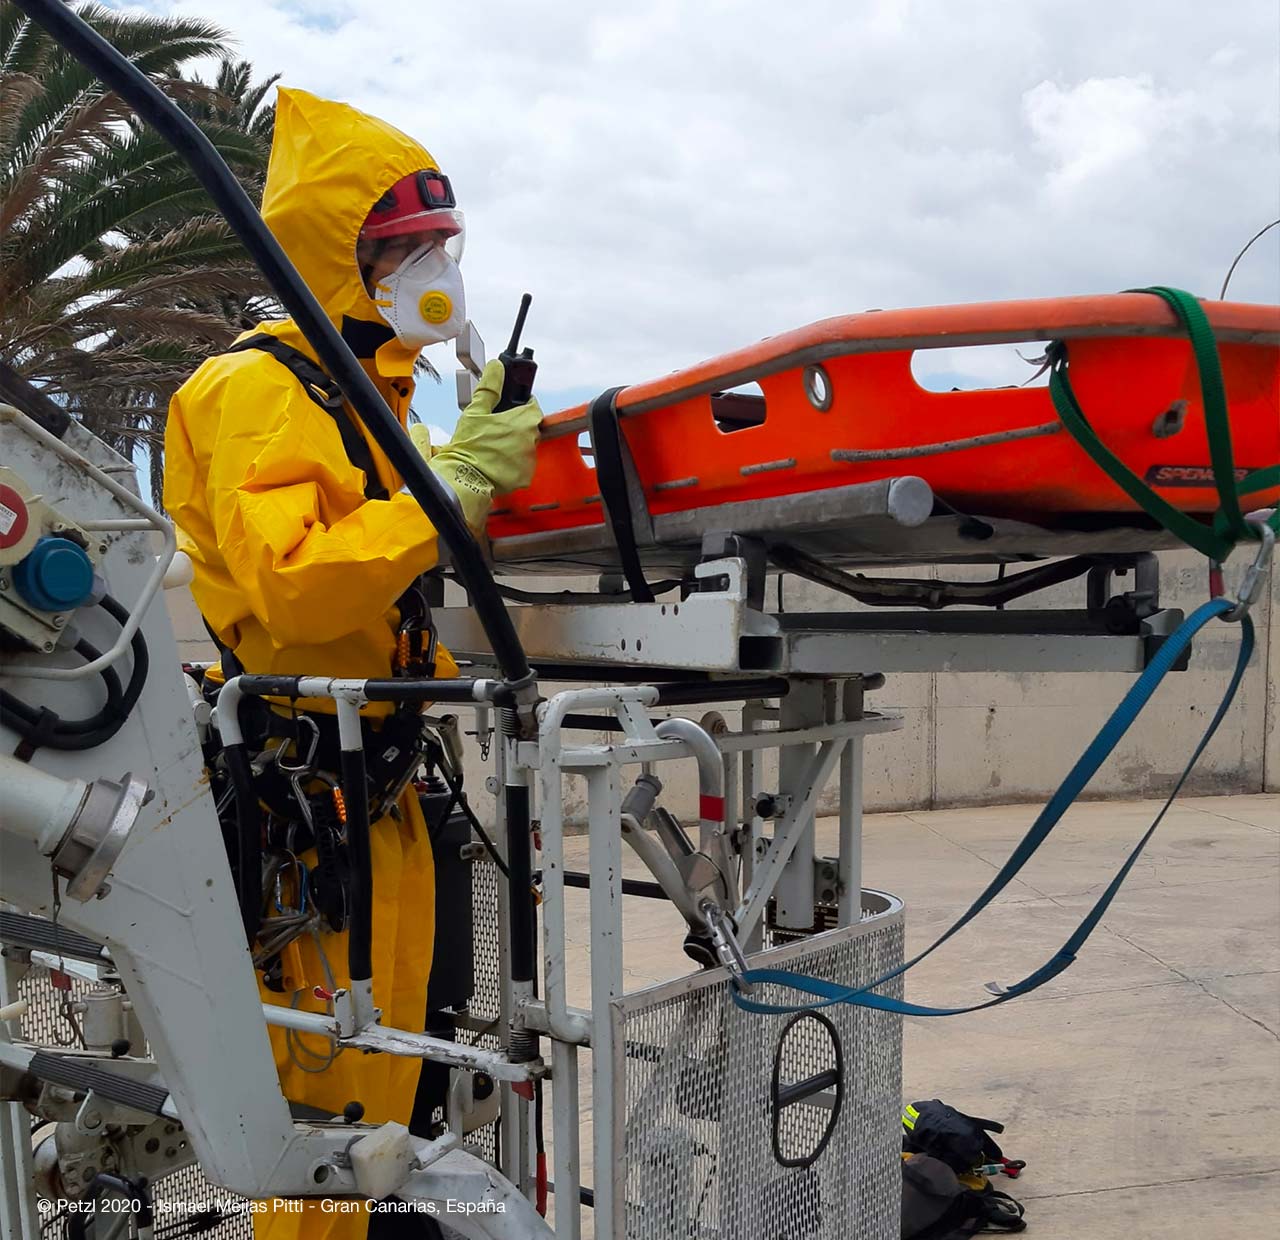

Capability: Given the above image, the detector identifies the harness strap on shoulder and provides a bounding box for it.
[202,616,243,683]
[227,334,389,501]
[587,387,655,602]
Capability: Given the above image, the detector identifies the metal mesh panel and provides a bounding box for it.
[17,965,254,1240]
[13,857,509,1212]
[38,1167,255,1240]
[150,1164,254,1240]
[17,968,95,1049]
[470,856,502,1025]
[616,910,904,1240]
[464,856,502,1165]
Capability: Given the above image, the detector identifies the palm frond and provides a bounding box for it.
[0,10,50,77]
[0,90,137,237]
[0,72,43,142]
[0,6,281,501]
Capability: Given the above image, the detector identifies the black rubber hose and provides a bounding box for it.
[233,674,494,704]
[0,594,148,751]
[223,742,262,942]
[54,596,149,748]
[68,637,124,726]
[0,358,71,438]
[503,781,536,986]
[0,638,118,734]
[11,0,530,686]
[560,870,667,900]
[97,592,148,714]
[340,746,374,982]
[770,543,1105,610]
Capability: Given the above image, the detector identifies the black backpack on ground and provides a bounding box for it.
[903,1099,1007,1173]
[901,1100,1027,1237]
[901,1154,1026,1238]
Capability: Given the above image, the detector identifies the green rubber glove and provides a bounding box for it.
[428,359,542,531]
[408,421,437,461]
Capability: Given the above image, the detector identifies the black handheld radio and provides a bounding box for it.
[494,293,537,412]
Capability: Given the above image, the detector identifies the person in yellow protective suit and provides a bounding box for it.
[163,88,541,1239]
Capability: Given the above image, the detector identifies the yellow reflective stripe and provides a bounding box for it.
[902,1104,919,1130]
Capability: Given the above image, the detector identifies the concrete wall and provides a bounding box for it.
[165,546,1277,819]
[796,548,1277,810]
[1268,564,1280,791]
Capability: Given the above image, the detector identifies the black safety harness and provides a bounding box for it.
[227,333,390,500]
[199,335,440,961]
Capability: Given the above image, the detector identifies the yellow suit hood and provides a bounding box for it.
[262,87,440,378]
[165,87,460,708]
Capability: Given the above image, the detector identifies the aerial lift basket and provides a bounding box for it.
[612,894,905,1239]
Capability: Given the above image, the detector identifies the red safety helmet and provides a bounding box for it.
[360,170,464,251]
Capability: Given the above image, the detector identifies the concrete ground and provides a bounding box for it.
[558,793,1280,1238]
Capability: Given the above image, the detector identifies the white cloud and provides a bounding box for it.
[1024,75,1227,195]
[110,0,1278,414]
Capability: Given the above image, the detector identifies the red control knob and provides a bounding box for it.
[0,483,29,552]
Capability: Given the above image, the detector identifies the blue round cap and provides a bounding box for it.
[12,536,95,613]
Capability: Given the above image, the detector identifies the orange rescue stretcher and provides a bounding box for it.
[480,294,1280,574]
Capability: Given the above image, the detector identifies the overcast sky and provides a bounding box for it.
[121,0,1279,436]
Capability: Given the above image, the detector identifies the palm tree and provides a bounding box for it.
[184,56,280,150]
[0,3,278,500]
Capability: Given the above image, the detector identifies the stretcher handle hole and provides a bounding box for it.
[578,430,595,466]
[804,364,833,412]
[910,341,1052,393]
[711,382,767,433]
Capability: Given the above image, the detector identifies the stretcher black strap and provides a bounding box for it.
[226,334,388,501]
[587,386,654,602]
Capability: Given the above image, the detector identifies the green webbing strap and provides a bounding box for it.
[1216,465,1280,544]
[1047,285,1277,563]
[1144,286,1243,535]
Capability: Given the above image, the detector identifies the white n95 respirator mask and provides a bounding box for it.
[372,244,466,350]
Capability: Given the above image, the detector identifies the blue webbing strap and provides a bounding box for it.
[733,598,1254,1017]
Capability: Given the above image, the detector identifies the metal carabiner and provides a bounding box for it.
[273,852,307,914]
[275,715,321,776]
[700,900,754,996]
[1226,517,1276,621]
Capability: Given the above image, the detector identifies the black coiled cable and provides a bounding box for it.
[0,593,149,754]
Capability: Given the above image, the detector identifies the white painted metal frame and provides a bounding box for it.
[434,558,1175,676]
[0,419,552,1238]
[4,411,1171,1238]
[0,407,175,683]
[0,950,40,1240]
[522,684,902,1237]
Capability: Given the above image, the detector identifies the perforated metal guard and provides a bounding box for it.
[13,858,508,1221]
[17,966,94,1049]
[613,896,904,1240]
[37,1166,255,1239]
[464,856,502,1164]
[16,964,253,1240]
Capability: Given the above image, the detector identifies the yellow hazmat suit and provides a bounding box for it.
[164,88,460,1238]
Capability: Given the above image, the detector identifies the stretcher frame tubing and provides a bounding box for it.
[540,295,1280,431]
[495,295,1280,543]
